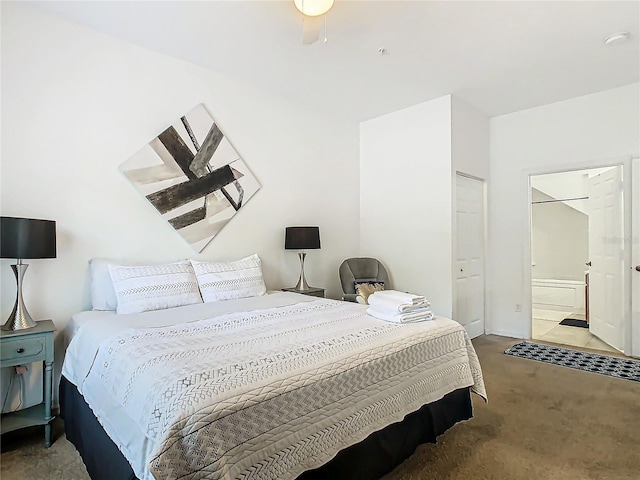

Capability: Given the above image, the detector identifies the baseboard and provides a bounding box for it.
[485,329,527,340]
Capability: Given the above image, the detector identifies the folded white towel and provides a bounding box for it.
[372,290,426,305]
[367,306,434,324]
[368,294,431,313]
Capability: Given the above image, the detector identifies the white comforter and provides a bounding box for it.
[63,293,486,480]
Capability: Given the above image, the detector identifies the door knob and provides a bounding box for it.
[636,265,640,272]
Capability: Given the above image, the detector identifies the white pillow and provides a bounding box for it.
[89,258,118,311]
[191,254,267,302]
[108,260,203,315]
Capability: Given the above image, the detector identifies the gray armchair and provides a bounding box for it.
[339,257,390,302]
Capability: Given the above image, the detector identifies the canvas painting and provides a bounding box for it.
[120,104,261,252]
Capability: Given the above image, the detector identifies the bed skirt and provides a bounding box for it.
[60,376,472,480]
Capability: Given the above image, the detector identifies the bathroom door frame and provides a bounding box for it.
[632,157,640,358]
[523,155,636,357]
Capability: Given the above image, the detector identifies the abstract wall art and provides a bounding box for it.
[120,104,261,252]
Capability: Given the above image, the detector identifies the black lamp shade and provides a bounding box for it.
[1,217,56,259]
[285,226,321,250]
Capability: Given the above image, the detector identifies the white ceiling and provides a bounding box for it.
[30,0,640,121]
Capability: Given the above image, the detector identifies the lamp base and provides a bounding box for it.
[2,262,38,331]
[290,252,316,291]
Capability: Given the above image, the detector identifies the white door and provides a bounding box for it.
[455,174,485,339]
[588,166,624,351]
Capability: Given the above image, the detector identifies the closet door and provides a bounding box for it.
[455,174,485,339]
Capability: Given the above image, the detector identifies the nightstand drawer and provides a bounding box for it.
[0,320,56,447]
[1,337,45,362]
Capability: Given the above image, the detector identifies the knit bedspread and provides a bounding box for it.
[81,298,486,480]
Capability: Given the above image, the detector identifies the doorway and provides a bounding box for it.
[530,166,624,354]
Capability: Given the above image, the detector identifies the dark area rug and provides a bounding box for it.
[505,341,640,382]
[559,318,588,328]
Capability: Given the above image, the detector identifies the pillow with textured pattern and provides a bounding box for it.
[191,254,267,303]
[108,260,203,315]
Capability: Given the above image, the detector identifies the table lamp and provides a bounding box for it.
[1,216,56,331]
[285,226,320,291]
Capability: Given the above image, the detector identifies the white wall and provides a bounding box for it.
[1,4,360,340]
[360,96,453,316]
[531,170,589,215]
[451,96,490,180]
[489,83,640,338]
[359,95,489,319]
[450,97,490,327]
[531,189,589,281]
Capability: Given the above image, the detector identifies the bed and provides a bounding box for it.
[60,291,486,480]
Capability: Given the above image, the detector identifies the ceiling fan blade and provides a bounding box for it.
[302,15,322,45]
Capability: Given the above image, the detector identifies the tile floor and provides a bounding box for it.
[532,308,619,354]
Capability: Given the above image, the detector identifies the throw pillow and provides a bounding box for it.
[354,282,385,305]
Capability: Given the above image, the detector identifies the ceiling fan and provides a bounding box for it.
[293,0,335,45]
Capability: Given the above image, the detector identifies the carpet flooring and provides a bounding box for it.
[505,341,640,382]
[2,335,639,480]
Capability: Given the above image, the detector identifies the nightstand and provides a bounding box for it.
[0,319,56,447]
[281,287,325,298]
